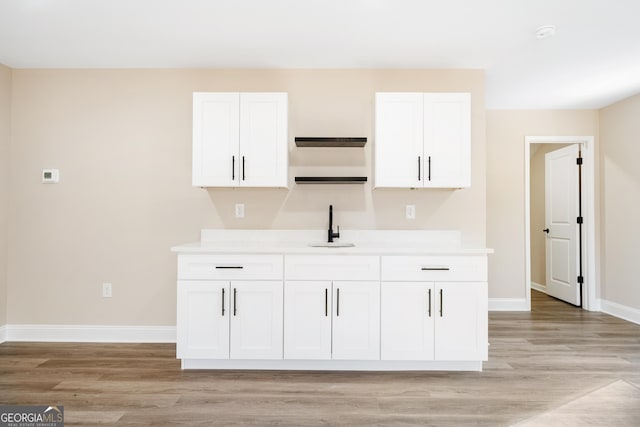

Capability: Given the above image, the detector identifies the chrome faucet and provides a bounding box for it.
[328,205,340,243]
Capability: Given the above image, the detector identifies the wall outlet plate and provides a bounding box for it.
[102,283,112,298]
[406,205,416,220]
[235,204,245,218]
[42,169,60,183]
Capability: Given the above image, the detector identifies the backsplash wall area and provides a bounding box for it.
[7,69,485,327]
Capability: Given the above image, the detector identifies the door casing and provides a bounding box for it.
[524,136,597,311]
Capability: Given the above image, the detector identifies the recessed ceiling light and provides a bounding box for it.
[535,25,556,39]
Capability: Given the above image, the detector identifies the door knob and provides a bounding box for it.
[543,228,550,234]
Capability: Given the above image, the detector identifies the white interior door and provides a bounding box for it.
[545,144,581,306]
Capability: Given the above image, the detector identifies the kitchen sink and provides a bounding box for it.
[309,242,355,248]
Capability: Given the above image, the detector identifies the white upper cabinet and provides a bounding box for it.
[375,92,470,188]
[192,92,288,187]
[374,93,424,188]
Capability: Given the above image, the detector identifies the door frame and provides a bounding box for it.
[524,136,597,311]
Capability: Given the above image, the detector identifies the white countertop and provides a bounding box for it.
[171,230,493,256]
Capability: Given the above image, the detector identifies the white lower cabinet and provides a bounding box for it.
[176,252,488,370]
[284,281,331,359]
[332,281,380,360]
[434,282,487,361]
[381,281,488,361]
[177,280,283,360]
[230,281,283,359]
[284,281,380,360]
[177,281,230,359]
[381,282,434,360]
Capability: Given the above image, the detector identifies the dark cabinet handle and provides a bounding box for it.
[422,267,450,271]
[336,288,340,317]
[221,288,225,316]
[232,156,235,180]
[428,156,431,181]
[242,156,245,181]
[215,266,243,269]
[543,228,550,234]
[233,288,237,316]
[439,289,443,317]
[325,288,328,317]
[428,289,432,317]
[418,156,421,181]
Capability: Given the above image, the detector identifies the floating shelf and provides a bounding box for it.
[295,177,368,184]
[295,137,367,147]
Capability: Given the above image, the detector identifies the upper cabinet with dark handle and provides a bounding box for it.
[192,92,288,188]
[375,92,471,189]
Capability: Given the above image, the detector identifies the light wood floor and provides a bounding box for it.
[1,291,639,426]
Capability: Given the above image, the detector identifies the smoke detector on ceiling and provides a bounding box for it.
[535,25,556,39]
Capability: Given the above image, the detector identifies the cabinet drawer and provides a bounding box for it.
[381,256,487,282]
[285,255,380,281]
[178,254,283,280]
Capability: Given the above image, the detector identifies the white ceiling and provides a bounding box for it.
[1,0,639,109]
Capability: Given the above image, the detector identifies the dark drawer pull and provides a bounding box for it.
[215,266,244,269]
[421,267,450,271]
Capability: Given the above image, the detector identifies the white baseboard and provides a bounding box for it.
[0,325,7,344]
[531,282,546,293]
[600,299,640,326]
[4,324,176,343]
[489,298,529,311]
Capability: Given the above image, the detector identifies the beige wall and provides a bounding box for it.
[8,69,485,326]
[529,144,569,287]
[486,111,598,300]
[0,64,10,326]
[599,93,640,311]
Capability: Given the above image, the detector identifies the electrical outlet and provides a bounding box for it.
[235,204,245,218]
[102,283,112,298]
[406,205,416,220]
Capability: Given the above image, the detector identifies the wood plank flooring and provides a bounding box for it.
[1,291,639,426]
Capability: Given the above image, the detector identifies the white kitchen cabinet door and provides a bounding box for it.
[332,281,380,360]
[192,92,239,187]
[375,92,470,189]
[434,282,488,361]
[381,282,435,360]
[239,93,288,187]
[374,93,424,188]
[284,281,332,360]
[177,281,230,359]
[423,93,471,188]
[192,92,288,188]
[230,281,283,359]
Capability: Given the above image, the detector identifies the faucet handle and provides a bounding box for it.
[336,225,340,238]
